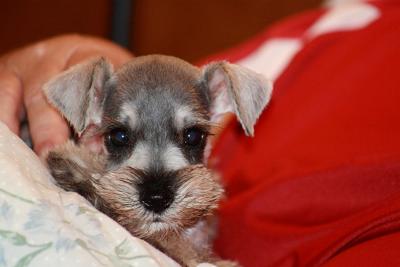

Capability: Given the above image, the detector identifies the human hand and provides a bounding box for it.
[0,34,133,155]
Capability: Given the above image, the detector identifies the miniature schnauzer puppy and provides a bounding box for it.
[43,55,272,267]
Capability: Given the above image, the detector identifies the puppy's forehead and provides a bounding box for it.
[115,55,205,102]
[118,55,202,82]
[104,55,209,121]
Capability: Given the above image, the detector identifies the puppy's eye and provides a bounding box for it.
[184,127,205,147]
[106,128,130,147]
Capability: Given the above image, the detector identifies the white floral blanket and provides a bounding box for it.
[0,122,182,267]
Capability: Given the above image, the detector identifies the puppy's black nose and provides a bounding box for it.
[138,175,175,214]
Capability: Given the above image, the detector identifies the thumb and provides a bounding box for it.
[23,65,70,156]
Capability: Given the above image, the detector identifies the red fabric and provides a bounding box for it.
[208,2,400,266]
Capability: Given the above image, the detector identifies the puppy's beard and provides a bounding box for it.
[92,165,224,239]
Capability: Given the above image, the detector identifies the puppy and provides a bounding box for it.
[44,55,272,267]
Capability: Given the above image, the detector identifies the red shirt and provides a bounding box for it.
[206,1,400,266]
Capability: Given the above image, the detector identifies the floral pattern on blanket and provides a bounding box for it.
[0,122,179,267]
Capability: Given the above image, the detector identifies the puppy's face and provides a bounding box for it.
[91,57,220,237]
[45,55,272,238]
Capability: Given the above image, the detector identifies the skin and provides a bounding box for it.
[0,34,133,155]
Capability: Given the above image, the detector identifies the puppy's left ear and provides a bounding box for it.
[202,61,273,136]
[43,57,113,135]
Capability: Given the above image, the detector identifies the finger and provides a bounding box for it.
[0,65,23,134]
[23,66,70,155]
[66,36,133,68]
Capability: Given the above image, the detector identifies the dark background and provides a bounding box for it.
[1,0,322,62]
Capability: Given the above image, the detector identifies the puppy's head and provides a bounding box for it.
[44,55,272,238]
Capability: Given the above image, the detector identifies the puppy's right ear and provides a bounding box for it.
[202,61,272,137]
[44,57,113,135]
